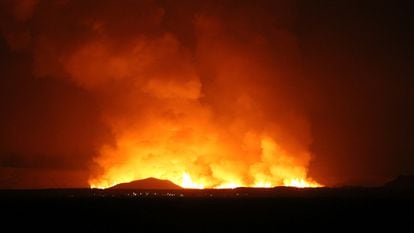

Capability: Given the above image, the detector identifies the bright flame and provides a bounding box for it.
[253,181,273,188]
[215,182,241,189]
[181,172,204,189]
[283,178,321,188]
[89,135,323,189]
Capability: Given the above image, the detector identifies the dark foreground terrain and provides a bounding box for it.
[1,185,414,232]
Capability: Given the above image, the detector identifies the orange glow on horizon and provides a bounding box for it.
[89,136,322,189]
[90,174,322,189]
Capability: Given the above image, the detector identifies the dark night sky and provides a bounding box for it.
[0,0,413,188]
[298,0,414,185]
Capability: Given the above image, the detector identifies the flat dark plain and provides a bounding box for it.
[1,187,413,232]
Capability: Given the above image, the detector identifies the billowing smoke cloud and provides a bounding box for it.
[1,0,319,188]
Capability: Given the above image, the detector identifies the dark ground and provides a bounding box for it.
[1,187,413,232]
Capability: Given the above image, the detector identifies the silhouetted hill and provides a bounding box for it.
[385,175,414,189]
[109,177,182,190]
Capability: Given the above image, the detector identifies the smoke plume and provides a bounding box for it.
[1,0,319,188]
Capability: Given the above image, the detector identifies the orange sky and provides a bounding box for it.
[1,0,413,188]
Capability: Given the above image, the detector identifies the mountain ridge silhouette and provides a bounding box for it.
[109,177,182,190]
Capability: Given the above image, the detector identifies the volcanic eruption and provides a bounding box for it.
[1,0,322,189]
[83,5,320,189]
